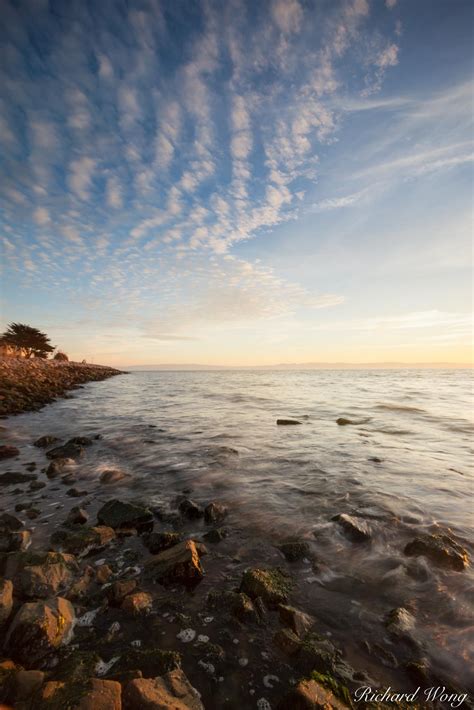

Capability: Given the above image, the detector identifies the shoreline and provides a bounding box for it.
[0,359,125,417]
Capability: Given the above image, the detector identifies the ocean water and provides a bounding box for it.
[2,369,473,691]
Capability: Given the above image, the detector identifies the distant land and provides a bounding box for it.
[124,362,473,371]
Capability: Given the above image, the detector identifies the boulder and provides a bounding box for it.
[278,678,349,709]
[240,568,291,607]
[178,499,203,520]
[121,591,153,615]
[13,668,45,704]
[124,669,204,710]
[332,513,371,542]
[278,604,314,637]
[297,633,340,675]
[100,469,127,484]
[51,525,115,557]
[46,443,85,460]
[3,551,78,598]
[276,419,302,425]
[145,540,204,587]
[404,533,469,571]
[97,500,153,533]
[0,446,20,460]
[77,679,122,710]
[5,597,75,665]
[144,532,183,554]
[0,579,13,625]
[278,540,310,562]
[384,607,417,645]
[204,502,228,525]
[34,435,60,448]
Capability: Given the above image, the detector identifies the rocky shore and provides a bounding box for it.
[0,359,124,417]
[0,427,471,709]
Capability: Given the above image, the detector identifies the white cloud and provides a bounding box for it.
[385,0,397,8]
[98,53,114,79]
[376,43,399,69]
[33,207,50,225]
[68,157,96,200]
[272,0,303,34]
[106,176,123,209]
[311,189,369,211]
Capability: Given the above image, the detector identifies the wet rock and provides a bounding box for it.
[34,435,60,448]
[385,607,416,642]
[278,604,314,637]
[204,502,228,525]
[207,590,258,623]
[368,456,383,463]
[46,442,85,460]
[96,564,113,584]
[278,678,349,709]
[97,499,154,533]
[13,668,45,704]
[66,507,89,526]
[0,659,18,703]
[203,528,228,543]
[46,458,70,478]
[29,480,46,491]
[240,567,291,607]
[297,633,340,675]
[0,530,31,553]
[278,540,310,562]
[178,498,204,520]
[67,487,87,497]
[0,472,36,487]
[25,508,40,520]
[336,417,355,426]
[273,628,302,655]
[67,566,95,601]
[40,678,121,710]
[332,513,371,542]
[0,513,23,532]
[51,525,115,557]
[67,436,93,447]
[118,647,181,678]
[0,446,20,460]
[0,579,13,625]
[107,579,138,605]
[404,533,469,571]
[122,591,153,615]
[100,469,127,484]
[5,597,75,665]
[13,551,79,598]
[124,669,204,710]
[145,540,204,587]
[144,531,183,554]
[276,418,302,425]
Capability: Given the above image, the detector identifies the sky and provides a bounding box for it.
[0,0,473,367]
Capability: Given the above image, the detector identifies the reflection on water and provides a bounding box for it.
[2,369,473,688]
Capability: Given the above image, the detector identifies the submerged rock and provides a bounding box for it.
[278,540,310,562]
[107,579,138,605]
[97,499,154,533]
[66,507,89,526]
[51,526,115,557]
[0,472,36,487]
[0,445,20,460]
[336,417,356,426]
[5,597,75,665]
[240,568,291,607]
[178,498,204,520]
[0,579,13,626]
[276,419,302,425]
[203,528,228,543]
[204,502,228,525]
[46,442,85,460]
[67,436,93,447]
[118,647,181,678]
[145,540,204,587]
[34,435,60,448]
[332,513,371,542]
[385,607,416,639]
[124,669,204,710]
[404,533,469,571]
[278,604,314,637]
[144,531,183,554]
[100,469,127,484]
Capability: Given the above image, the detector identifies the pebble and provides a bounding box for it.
[239,658,249,667]
[263,675,279,688]
[131,639,141,647]
[177,628,196,643]
[257,699,271,710]
[198,660,216,675]
[197,634,209,643]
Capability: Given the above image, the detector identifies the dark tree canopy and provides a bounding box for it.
[0,323,55,359]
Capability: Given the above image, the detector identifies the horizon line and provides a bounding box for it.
[118,361,473,370]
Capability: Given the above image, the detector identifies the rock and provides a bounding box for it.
[332,513,371,542]
[273,628,302,655]
[124,669,204,710]
[178,498,203,520]
[404,533,469,571]
[40,678,121,710]
[77,678,122,710]
[203,528,228,543]
[100,469,127,484]
[107,579,138,605]
[385,607,416,640]
[29,481,46,491]
[207,590,257,623]
[122,591,153,615]
[118,647,181,678]
[11,551,79,599]
[144,532,183,554]
[240,568,291,607]
[0,530,31,553]
[278,604,314,637]
[14,668,45,703]
[66,507,89,526]
[26,508,40,520]
[0,513,23,532]
[5,597,75,665]
[67,487,87,497]
[336,417,355,426]
[46,442,85,460]
[145,540,204,587]
[96,564,113,584]
[204,502,228,525]
[0,472,36,487]
[34,435,60,448]
[278,678,349,709]
[278,540,310,562]
[0,446,20,460]
[0,658,18,703]
[276,419,302,425]
[67,436,93,447]
[297,633,340,675]
[51,526,115,557]
[368,456,383,463]
[67,566,95,601]
[97,499,154,533]
[0,579,13,625]
[46,458,70,477]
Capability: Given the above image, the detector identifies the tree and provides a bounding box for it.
[0,323,55,359]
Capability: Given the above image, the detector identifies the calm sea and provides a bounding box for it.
[3,369,473,689]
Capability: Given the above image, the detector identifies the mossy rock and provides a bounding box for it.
[310,672,354,708]
[53,649,100,684]
[240,567,292,607]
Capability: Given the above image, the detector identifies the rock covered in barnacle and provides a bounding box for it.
[404,532,469,571]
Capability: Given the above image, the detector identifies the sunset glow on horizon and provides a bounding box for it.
[1,0,472,367]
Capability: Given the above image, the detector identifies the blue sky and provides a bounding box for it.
[0,0,472,365]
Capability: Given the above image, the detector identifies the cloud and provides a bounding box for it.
[271,0,303,34]
[33,207,50,225]
[375,43,399,68]
[385,0,397,8]
[68,157,96,200]
[106,177,123,209]
[311,189,369,211]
